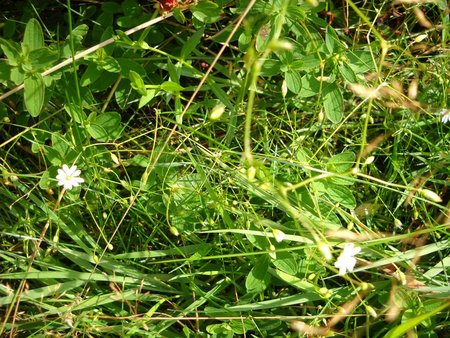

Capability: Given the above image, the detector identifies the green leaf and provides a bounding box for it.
[0,39,21,66]
[64,102,87,124]
[246,255,271,293]
[166,58,180,83]
[101,56,121,73]
[384,301,450,338]
[117,58,146,78]
[346,51,376,74]
[271,252,298,275]
[298,74,320,98]
[292,54,321,72]
[28,47,59,71]
[285,70,301,94]
[0,61,11,84]
[126,154,150,167]
[181,28,204,60]
[80,62,102,87]
[322,82,343,123]
[327,151,355,173]
[316,182,356,209]
[138,89,157,108]
[128,70,147,96]
[10,67,25,84]
[160,81,184,93]
[24,73,45,117]
[86,111,122,141]
[338,62,357,83]
[173,8,186,24]
[191,1,221,23]
[325,25,343,54]
[23,18,44,52]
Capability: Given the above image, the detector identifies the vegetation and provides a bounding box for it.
[1,0,449,336]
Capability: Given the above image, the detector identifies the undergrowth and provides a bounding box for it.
[1,0,449,337]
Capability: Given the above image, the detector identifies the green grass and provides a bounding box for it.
[1,0,449,336]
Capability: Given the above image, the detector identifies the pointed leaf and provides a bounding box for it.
[128,70,147,96]
[181,28,204,60]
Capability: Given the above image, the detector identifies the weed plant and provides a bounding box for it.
[0,0,449,336]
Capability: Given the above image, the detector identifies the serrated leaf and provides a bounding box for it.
[322,82,343,123]
[24,73,45,117]
[246,255,271,293]
[23,18,44,52]
[87,111,122,141]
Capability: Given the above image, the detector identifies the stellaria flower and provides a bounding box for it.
[56,164,84,190]
[334,243,361,276]
[440,109,450,124]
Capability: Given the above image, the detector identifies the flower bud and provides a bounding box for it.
[419,188,442,203]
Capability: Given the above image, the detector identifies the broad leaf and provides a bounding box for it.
[285,70,301,94]
[191,1,221,23]
[322,82,343,123]
[23,18,44,52]
[24,73,45,117]
[246,255,271,293]
[87,111,122,141]
[28,47,59,71]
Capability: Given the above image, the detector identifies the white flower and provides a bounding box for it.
[334,243,361,276]
[272,229,286,243]
[56,164,84,190]
[440,109,450,124]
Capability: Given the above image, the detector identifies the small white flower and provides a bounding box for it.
[440,109,450,124]
[334,243,361,276]
[56,164,84,190]
[272,229,286,243]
